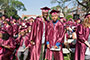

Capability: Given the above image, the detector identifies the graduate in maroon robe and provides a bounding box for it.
[27,17,34,33]
[45,10,65,60]
[12,19,19,39]
[0,20,15,60]
[75,14,90,60]
[29,17,34,26]
[0,17,4,51]
[30,7,51,60]
[1,15,6,21]
[16,29,30,60]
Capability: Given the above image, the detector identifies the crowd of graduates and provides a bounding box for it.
[0,6,90,60]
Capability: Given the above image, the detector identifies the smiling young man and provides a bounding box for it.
[30,7,51,60]
[45,10,65,60]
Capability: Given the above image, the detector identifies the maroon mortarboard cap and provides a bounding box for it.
[6,18,10,21]
[13,19,17,22]
[69,18,73,21]
[26,23,30,26]
[36,16,41,18]
[20,27,27,31]
[50,9,60,15]
[21,29,25,32]
[41,7,51,12]
[30,17,34,20]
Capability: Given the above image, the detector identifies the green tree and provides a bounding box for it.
[51,0,71,14]
[4,6,19,19]
[66,15,73,21]
[76,0,90,13]
[0,0,26,18]
[51,0,90,14]
[51,0,77,17]
[11,0,26,11]
[0,0,26,11]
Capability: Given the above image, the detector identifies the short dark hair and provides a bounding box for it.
[85,13,90,18]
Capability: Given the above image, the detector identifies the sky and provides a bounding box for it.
[18,0,73,17]
[18,0,58,17]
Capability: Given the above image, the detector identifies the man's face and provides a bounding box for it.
[42,12,48,19]
[21,31,26,36]
[51,15,58,22]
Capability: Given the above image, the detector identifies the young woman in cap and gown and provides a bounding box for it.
[16,28,30,60]
[11,19,19,39]
[74,14,90,60]
[0,20,16,60]
[84,14,90,60]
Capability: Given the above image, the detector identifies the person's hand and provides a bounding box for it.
[31,41,35,45]
[47,44,50,49]
[68,35,72,38]
[54,45,58,49]
[88,47,90,51]
[66,27,69,30]
[64,42,68,46]
[23,48,27,52]
[1,45,10,49]
[72,42,75,45]
[19,49,25,52]
[84,41,90,51]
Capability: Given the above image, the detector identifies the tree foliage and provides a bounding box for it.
[76,0,90,13]
[51,0,76,17]
[66,15,73,21]
[51,0,90,14]
[4,7,17,18]
[0,0,26,19]
[0,0,26,11]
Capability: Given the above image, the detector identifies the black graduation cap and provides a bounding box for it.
[40,7,51,10]
[50,9,60,14]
